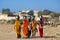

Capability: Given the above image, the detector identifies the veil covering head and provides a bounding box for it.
[23,16,27,21]
[40,15,43,20]
[15,15,20,20]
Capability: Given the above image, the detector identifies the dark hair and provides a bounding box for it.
[23,16,27,18]
[40,18,42,21]
[29,19,31,22]
[32,18,35,21]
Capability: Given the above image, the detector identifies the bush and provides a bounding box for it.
[7,19,15,24]
[7,19,23,24]
[19,19,23,25]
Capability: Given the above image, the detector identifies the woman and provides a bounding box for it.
[14,16,21,38]
[22,16,29,38]
[28,16,31,38]
[31,16,37,37]
[38,16,44,37]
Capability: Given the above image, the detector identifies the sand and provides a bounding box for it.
[0,24,60,40]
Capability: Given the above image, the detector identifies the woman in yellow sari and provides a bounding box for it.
[14,16,21,38]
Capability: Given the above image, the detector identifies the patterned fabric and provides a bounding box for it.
[31,21,36,30]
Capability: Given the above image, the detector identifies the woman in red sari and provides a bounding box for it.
[38,16,44,37]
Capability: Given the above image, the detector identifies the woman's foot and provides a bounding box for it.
[17,34,21,38]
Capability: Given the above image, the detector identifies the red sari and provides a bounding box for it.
[38,20,44,37]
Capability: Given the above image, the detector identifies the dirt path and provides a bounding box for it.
[0,24,60,40]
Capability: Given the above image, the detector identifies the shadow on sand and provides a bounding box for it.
[21,36,58,39]
[30,36,57,38]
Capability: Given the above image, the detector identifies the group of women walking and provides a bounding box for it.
[14,15,44,38]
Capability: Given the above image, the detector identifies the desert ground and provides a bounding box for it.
[0,24,60,40]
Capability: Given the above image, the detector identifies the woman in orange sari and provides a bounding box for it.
[22,16,29,38]
[14,16,21,38]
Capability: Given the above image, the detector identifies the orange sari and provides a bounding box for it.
[22,19,29,36]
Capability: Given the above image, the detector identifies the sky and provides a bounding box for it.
[0,0,60,12]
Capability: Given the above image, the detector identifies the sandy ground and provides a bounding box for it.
[0,24,60,40]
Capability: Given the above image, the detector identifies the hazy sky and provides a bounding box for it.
[0,0,60,12]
